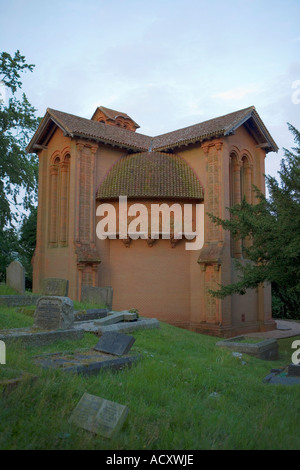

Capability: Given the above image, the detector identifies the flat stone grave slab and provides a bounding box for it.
[94,332,135,356]
[41,278,69,297]
[216,335,279,360]
[263,365,300,385]
[33,348,140,376]
[69,392,128,438]
[34,296,74,330]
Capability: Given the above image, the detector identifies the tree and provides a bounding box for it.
[209,123,300,318]
[0,227,19,283]
[18,206,37,288]
[0,50,40,281]
[0,50,40,229]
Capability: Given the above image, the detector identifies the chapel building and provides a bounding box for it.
[27,105,278,337]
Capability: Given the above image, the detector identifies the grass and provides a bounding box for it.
[73,301,107,310]
[0,306,300,450]
[0,284,20,295]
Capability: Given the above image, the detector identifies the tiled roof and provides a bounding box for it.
[96,151,204,200]
[26,105,278,154]
[49,108,150,150]
[152,106,276,151]
[27,108,151,153]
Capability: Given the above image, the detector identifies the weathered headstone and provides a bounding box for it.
[68,392,129,438]
[41,278,69,297]
[94,332,135,356]
[6,260,25,294]
[34,296,74,330]
[81,286,113,309]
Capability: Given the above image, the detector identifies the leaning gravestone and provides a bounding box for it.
[41,278,69,297]
[81,286,113,310]
[94,332,136,356]
[69,392,129,438]
[6,260,25,294]
[34,296,74,330]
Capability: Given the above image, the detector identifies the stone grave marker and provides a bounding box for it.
[41,278,69,297]
[94,332,136,356]
[81,286,113,309]
[6,260,25,294]
[34,296,74,330]
[68,392,129,438]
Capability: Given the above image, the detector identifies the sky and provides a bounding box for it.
[1,0,300,180]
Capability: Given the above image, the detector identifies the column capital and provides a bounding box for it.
[202,140,223,155]
[243,161,253,170]
[59,161,69,172]
[76,141,98,155]
[50,164,59,175]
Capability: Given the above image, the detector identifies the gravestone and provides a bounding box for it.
[6,260,25,294]
[34,296,74,330]
[41,278,69,297]
[69,392,129,438]
[81,286,113,309]
[94,332,136,356]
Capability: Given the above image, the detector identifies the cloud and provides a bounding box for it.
[212,84,261,101]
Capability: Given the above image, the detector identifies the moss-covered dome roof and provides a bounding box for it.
[96,151,203,200]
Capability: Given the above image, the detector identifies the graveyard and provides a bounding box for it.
[1,271,300,450]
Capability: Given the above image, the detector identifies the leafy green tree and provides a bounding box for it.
[209,123,300,318]
[0,50,40,229]
[0,50,40,281]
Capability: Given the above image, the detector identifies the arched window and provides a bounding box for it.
[49,156,60,245]
[229,152,242,258]
[229,151,253,258]
[59,154,70,246]
[49,153,71,247]
[241,155,253,203]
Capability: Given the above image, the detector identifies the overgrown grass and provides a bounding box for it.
[0,307,300,450]
[0,284,19,295]
[73,301,107,310]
